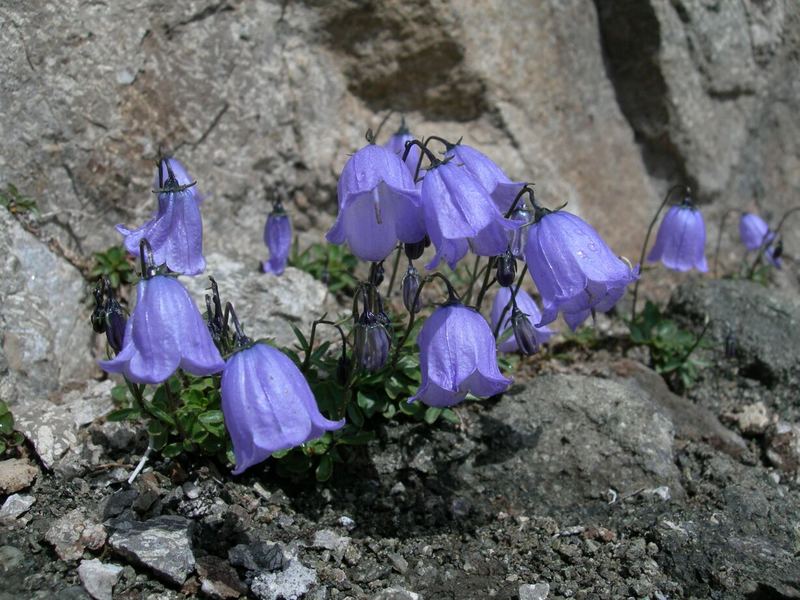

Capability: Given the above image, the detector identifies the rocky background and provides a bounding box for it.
[1,1,800,599]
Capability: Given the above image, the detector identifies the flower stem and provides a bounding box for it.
[386,245,402,297]
[473,257,497,313]
[630,184,688,323]
[463,255,482,306]
[493,264,528,338]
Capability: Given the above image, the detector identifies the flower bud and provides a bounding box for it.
[104,298,127,355]
[354,313,391,372]
[496,251,516,287]
[511,307,539,356]
[402,265,421,314]
[404,238,427,261]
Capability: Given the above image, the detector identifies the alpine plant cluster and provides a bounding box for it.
[90,121,783,476]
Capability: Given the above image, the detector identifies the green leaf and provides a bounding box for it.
[424,407,443,425]
[441,409,460,425]
[337,431,375,445]
[111,385,129,404]
[147,420,169,450]
[356,391,380,417]
[0,440,6,455]
[9,431,25,446]
[106,408,141,422]
[162,443,183,458]
[315,454,334,482]
[290,324,309,351]
[346,403,365,428]
[198,410,224,426]
[381,404,397,419]
[272,449,291,459]
[0,400,8,416]
[0,411,13,434]
[399,400,425,418]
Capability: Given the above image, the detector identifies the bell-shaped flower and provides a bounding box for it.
[422,161,517,270]
[221,342,344,475]
[409,303,511,408]
[739,213,781,267]
[99,274,224,384]
[445,143,526,213]
[262,202,292,275]
[490,287,554,354]
[524,210,638,330]
[117,157,206,275]
[327,144,425,262]
[647,202,708,272]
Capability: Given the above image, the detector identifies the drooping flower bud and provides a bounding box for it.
[510,306,539,356]
[104,294,127,355]
[402,265,421,314]
[496,250,516,287]
[354,312,391,372]
[404,238,427,261]
[490,287,553,354]
[262,201,292,276]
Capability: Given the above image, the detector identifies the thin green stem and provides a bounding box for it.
[386,245,402,297]
[493,264,529,339]
[474,257,497,313]
[463,255,482,306]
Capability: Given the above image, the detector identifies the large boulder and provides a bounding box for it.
[14,0,796,267]
[0,210,96,408]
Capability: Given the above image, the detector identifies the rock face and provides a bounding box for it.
[181,253,333,347]
[108,515,195,586]
[468,374,683,515]
[0,210,96,408]
[3,0,797,271]
[670,279,800,386]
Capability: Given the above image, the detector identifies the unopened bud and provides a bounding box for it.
[511,307,539,356]
[496,251,517,287]
[404,238,427,261]
[354,313,391,372]
[402,265,421,314]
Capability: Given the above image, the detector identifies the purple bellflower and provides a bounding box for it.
[647,200,708,272]
[490,287,554,354]
[327,144,425,262]
[409,303,511,408]
[117,157,206,276]
[739,213,781,267]
[524,209,638,330]
[221,341,345,475]
[99,244,224,384]
[445,143,526,213]
[262,201,292,275]
[422,161,517,270]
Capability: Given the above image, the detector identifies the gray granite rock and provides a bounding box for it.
[45,508,107,561]
[108,515,195,586]
[182,253,334,347]
[0,493,35,522]
[250,558,317,600]
[13,380,114,469]
[0,210,96,410]
[468,374,683,516]
[670,279,800,386]
[77,559,123,600]
[519,582,549,600]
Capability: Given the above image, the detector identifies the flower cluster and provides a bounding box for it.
[96,122,648,478]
